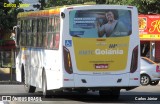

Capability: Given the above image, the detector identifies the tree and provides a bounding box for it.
[0,0,24,40]
[33,0,160,14]
[134,0,160,14]
[96,0,106,4]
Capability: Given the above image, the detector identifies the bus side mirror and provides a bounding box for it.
[12,25,20,47]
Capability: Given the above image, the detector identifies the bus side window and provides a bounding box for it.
[21,20,27,46]
[26,19,32,46]
[20,20,23,46]
[47,17,54,49]
[50,17,55,49]
[43,18,48,48]
[37,19,43,47]
[54,17,60,49]
[48,18,52,32]
[32,19,37,47]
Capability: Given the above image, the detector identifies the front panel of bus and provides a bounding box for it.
[62,5,140,88]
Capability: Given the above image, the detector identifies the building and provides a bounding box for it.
[139,14,160,62]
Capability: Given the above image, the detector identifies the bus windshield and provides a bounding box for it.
[69,9,132,38]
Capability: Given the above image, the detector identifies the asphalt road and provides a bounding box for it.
[0,84,160,103]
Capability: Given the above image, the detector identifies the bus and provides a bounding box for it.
[14,5,140,99]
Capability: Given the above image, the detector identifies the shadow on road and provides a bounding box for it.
[38,91,160,103]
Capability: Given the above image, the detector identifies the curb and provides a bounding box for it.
[0,81,23,85]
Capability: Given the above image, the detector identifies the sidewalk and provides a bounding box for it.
[0,81,22,85]
[0,67,21,84]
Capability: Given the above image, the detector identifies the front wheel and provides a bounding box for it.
[150,81,159,86]
[22,67,36,93]
[24,84,36,93]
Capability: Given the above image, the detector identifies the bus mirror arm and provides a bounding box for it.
[12,25,20,47]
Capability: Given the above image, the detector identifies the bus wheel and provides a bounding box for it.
[42,71,52,98]
[99,89,120,100]
[76,89,88,94]
[24,84,36,93]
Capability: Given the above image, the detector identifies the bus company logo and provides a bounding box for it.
[109,44,128,48]
[65,40,72,47]
[79,49,123,55]
[95,49,123,55]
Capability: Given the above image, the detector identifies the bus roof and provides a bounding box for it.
[17,5,135,18]
[17,4,91,19]
[17,8,60,18]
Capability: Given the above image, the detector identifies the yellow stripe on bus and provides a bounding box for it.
[17,8,60,18]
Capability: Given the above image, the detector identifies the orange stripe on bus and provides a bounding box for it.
[17,8,60,18]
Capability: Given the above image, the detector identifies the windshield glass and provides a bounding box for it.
[69,9,132,38]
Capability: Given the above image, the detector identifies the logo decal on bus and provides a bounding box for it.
[65,40,72,47]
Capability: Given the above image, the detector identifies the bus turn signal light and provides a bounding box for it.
[63,46,73,74]
[130,45,138,73]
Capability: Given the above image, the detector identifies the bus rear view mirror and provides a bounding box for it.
[12,25,20,47]
[61,12,65,18]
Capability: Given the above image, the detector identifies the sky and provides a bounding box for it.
[8,0,39,10]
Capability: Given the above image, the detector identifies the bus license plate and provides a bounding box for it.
[95,64,108,69]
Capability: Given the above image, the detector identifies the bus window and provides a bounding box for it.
[69,9,132,38]
[47,16,60,50]
[27,19,33,46]
[48,18,53,32]
[37,19,43,47]
[46,17,56,49]
[21,20,27,46]
[54,17,60,49]
[32,19,37,47]
[43,18,48,47]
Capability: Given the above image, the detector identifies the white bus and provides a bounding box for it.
[14,5,140,99]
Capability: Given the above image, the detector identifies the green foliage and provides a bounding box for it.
[0,0,24,38]
[94,0,160,14]
[134,0,160,14]
[34,0,160,15]
[96,0,106,4]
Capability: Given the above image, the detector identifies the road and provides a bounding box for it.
[0,84,160,103]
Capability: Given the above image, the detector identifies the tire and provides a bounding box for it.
[42,71,53,98]
[140,74,151,86]
[22,66,36,93]
[150,81,159,86]
[99,89,120,100]
[24,84,36,93]
[77,89,88,94]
